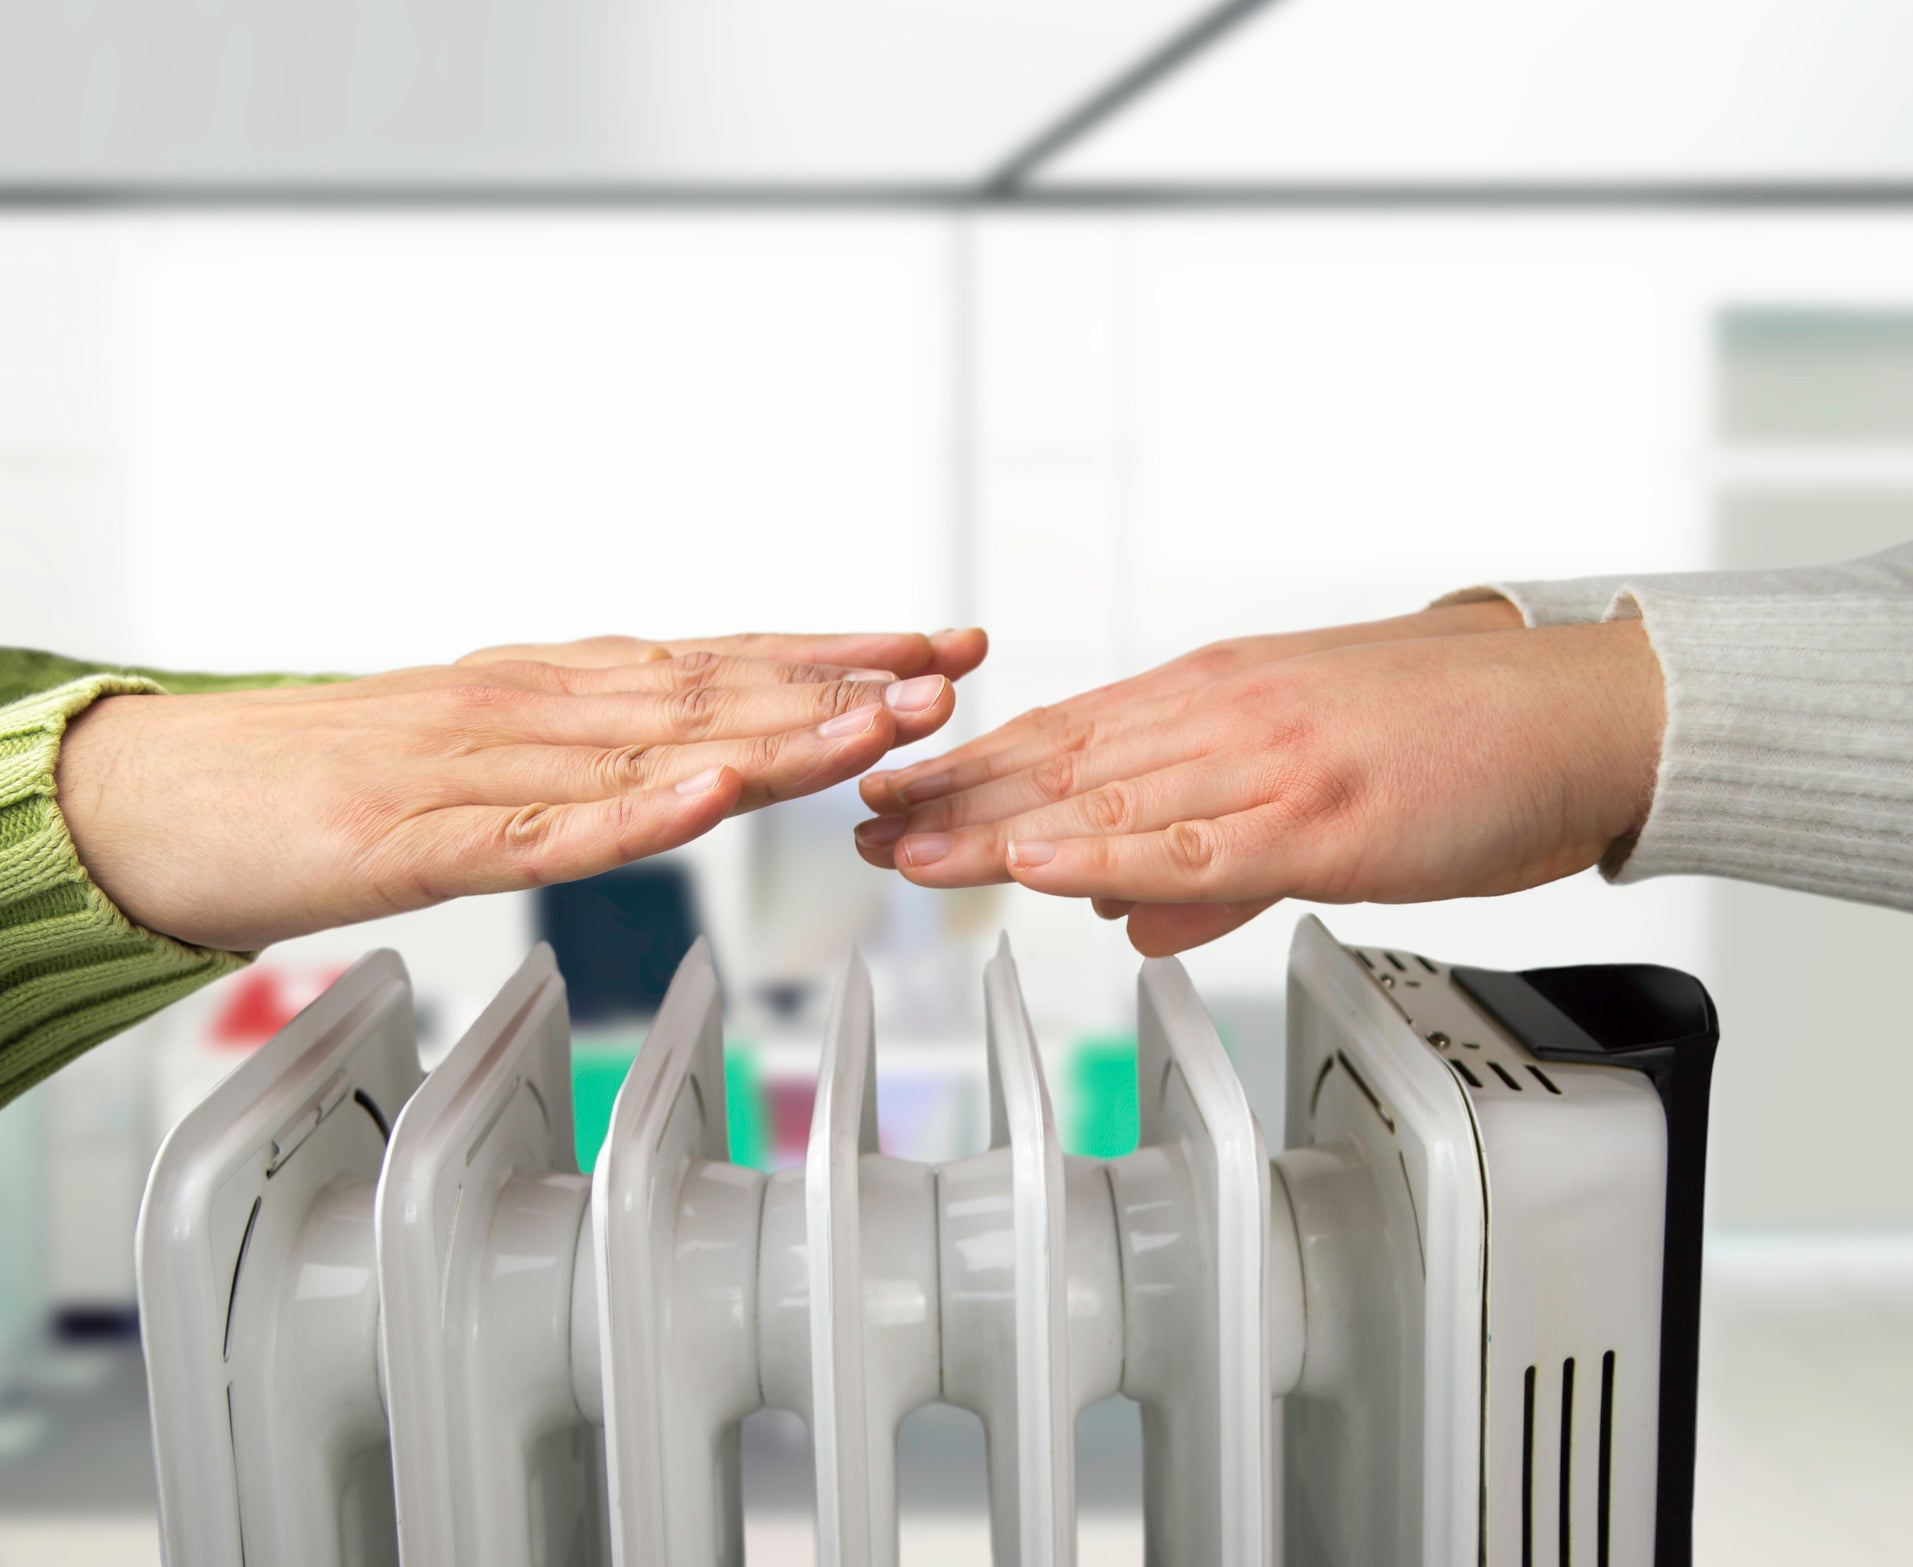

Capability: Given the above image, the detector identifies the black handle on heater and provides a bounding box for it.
[1450,961,1720,1567]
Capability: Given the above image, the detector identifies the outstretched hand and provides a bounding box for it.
[58,628,986,951]
[856,611,1663,956]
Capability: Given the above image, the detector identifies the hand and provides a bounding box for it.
[857,601,1518,812]
[56,629,986,951]
[855,620,1663,956]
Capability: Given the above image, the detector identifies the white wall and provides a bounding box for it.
[4,209,1912,1235]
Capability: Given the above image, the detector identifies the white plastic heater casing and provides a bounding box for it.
[135,916,1704,1567]
[1283,919,1669,1567]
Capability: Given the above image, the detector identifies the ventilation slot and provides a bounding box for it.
[355,1088,392,1141]
[1452,1060,1483,1091]
[1527,1065,1562,1096]
[1335,1050,1395,1131]
[1521,1365,1536,1567]
[223,1196,263,1363]
[1488,1061,1524,1092]
[1383,951,1407,971]
[1414,953,1439,974]
[1559,1357,1576,1567]
[1597,1351,1615,1567]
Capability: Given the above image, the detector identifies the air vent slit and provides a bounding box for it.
[1597,1351,1615,1567]
[1527,1065,1562,1096]
[1383,951,1406,971]
[1334,1050,1394,1131]
[1308,1055,1336,1118]
[1560,1357,1577,1567]
[354,1088,392,1141]
[1414,953,1438,974]
[223,1196,263,1363]
[1521,1364,1536,1567]
[1452,1060,1483,1090]
[1488,1061,1524,1092]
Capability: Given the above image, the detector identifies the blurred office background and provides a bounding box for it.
[2,2,1911,1562]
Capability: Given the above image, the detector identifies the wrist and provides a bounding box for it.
[1555,618,1666,842]
[1421,597,1526,635]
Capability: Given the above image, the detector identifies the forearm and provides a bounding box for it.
[1445,545,1913,907]
[0,676,250,1109]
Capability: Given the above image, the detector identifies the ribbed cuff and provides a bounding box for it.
[1,676,251,1107]
[1432,577,1630,627]
[1600,587,1913,907]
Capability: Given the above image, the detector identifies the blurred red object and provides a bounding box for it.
[210,965,350,1048]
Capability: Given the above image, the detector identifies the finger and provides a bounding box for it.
[892,707,1201,835]
[431,674,952,749]
[1001,804,1304,903]
[891,756,1255,890]
[860,648,1233,812]
[463,631,949,676]
[926,627,989,681]
[459,652,897,696]
[445,705,901,812]
[1091,898,1135,921]
[852,813,906,869]
[399,766,743,898]
[1123,899,1277,957]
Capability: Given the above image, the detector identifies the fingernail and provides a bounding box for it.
[820,706,879,739]
[855,816,905,848]
[895,771,950,805]
[884,675,945,713]
[900,833,951,868]
[1008,839,1056,868]
[676,766,726,795]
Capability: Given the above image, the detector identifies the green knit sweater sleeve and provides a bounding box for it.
[0,647,332,1108]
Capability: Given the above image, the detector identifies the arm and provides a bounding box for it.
[859,544,1913,952]
[2,628,987,1106]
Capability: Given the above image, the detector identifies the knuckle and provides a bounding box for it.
[1184,642,1240,679]
[1031,752,1077,803]
[1165,818,1223,877]
[484,658,553,687]
[822,680,870,718]
[1273,756,1358,827]
[598,744,657,792]
[497,802,563,883]
[1055,721,1094,755]
[607,793,652,848]
[504,801,557,848]
[423,681,522,746]
[327,785,411,854]
[665,683,724,737]
[1082,781,1133,834]
[670,649,721,685]
[741,732,785,775]
[439,679,520,716]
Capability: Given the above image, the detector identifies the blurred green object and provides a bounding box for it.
[571,1040,768,1171]
[1065,1035,1139,1158]
[723,1047,768,1171]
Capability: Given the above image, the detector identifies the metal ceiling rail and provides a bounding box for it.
[978,0,1282,196]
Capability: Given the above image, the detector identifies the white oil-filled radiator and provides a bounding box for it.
[135,915,1717,1566]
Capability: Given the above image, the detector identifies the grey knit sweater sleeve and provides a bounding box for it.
[1438,543,1913,909]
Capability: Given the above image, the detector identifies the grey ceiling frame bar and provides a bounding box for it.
[4,181,1913,209]
[980,0,1283,195]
